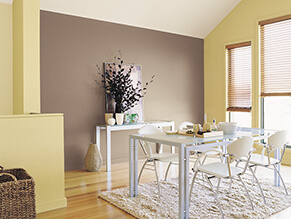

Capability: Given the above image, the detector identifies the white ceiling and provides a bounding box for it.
[0,0,13,4]
[0,0,241,38]
[39,0,241,39]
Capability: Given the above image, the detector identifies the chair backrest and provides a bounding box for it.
[268,130,287,150]
[178,121,194,130]
[138,125,162,158]
[227,136,254,163]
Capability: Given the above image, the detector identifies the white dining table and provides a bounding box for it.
[96,120,175,171]
[129,127,278,219]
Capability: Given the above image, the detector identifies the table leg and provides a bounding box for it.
[179,144,186,219]
[134,139,139,196]
[171,123,175,153]
[274,148,281,186]
[184,146,190,218]
[107,172,112,189]
[129,138,134,197]
[96,126,101,151]
[222,140,227,163]
[106,126,111,172]
[156,125,163,154]
[156,143,163,154]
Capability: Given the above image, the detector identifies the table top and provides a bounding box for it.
[129,127,276,147]
[96,120,174,128]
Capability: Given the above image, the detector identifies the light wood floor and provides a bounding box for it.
[38,159,291,219]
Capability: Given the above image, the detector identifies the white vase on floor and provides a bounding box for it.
[116,113,124,125]
[85,143,103,172]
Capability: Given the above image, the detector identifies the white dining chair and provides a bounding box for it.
[239,130,289,202]
[138,125,179,196]
[190,136,255,219]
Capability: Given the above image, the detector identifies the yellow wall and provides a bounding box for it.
[0,3,13,115]
[13,0,40,114]
[204,0,291,127]
[0,114,67,213]
[0,1,66,213]
[13,0,24,114]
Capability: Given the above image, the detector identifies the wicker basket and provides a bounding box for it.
[0,166,36,219]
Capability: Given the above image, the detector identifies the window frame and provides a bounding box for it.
[226,41,252,113]
[259,14,291,147]
[259,14,291,97]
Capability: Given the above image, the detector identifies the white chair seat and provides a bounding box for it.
[197,162,243,178]
[153,153,178,162]
[241,153,279,166]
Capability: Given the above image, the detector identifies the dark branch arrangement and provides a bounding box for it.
[96,57,155,113]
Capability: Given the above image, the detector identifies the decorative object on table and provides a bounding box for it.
[124,113,131,124]
[177,129,223,138]
[115,113,124,125]
[193,124,200,133]
[165,130,178,135]
[96,52,155,123]
[107,118,116,125]
[99,175,291,219]
[211,118,218,131]
[0,166,36,218]
[84,143,103,172]
[130,113,139,123]
[196,130,223,138]
[105,113,114,125]
[178,129,195,136]
[124,113,139,124]
[186,124,194,129]
[218,122,239,135]
[203,113,212,132]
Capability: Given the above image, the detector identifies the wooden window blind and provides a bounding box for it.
[260,15,291,97]
[226,42,252,112]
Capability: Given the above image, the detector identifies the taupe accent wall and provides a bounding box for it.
[40,11,204,171]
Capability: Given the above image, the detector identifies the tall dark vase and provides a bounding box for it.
[115,102,123,114]
[115,95,124,125]
[115,94,123,113]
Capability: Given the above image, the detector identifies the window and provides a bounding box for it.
[229,111,252,127]
[260,15,291,96]
[226,42,252,127]
[260,15,291,144]
[263,96,291,144]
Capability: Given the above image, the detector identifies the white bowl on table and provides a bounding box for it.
[218,122,239,135]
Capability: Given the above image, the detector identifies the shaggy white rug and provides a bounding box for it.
[99,175,291,219]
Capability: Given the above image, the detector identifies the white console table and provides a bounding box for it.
[96,120,175,172]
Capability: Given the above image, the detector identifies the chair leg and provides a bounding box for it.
[194,153,204,184]
[273,164,289,195]
[190,171,198,201]
[219,153,224,163]
[228,179,232,193]
[248,166,266,204]
[138,160,148,183]
[251,166,257,186]
[204,175,224,219]
[153,160,161,196]
[227,161,240,193]
[238,175,254,210]
[217,178,221,193]
[192,153,200,169]
[235,161,240,167]
[164,162,172,181]
[202,155,208,165]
